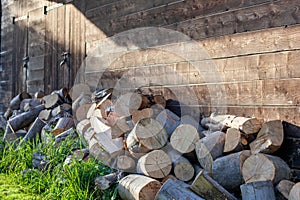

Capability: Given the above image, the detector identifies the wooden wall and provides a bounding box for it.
[1,0,300,125]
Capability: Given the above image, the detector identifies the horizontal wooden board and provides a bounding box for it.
[165,0,300,40]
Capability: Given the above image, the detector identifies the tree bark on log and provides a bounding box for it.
[276,179,295,199]
[153,95,166,108]
[170,124,200,154]
[155,179,205,200]
[195,131,225,173]
[118,174,162,200]
[289,182,300,200]
[55,128,76,143]
[250,120,284,154]
[4,105,45,141]
[156,109,180,136]
[20,99,41,112]
[189,170,237,200]
[10,92,31,110]
[212,150,251,191]
[95,171,125,190]
[52,117,75,137]
[242,153,291,184]
[240,181,276,200]
[137,150,172,179]
[19,117,46,145]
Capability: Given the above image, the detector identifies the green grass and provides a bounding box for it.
[0,131,119,200]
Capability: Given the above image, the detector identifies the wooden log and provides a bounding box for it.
[153,95,166,108]
[10,92,31,110]
[83,127,95,144]
[170,124,200,154]
[116,154,136,172]
[242,153,291,184]
[72,93,91,117]
[69,83,91,101]
[240,181,276,200]
[118,174,162,200]
[86,103,97,119]
[190,170,237,200]
[95,171,125,190]
[180,115,205,133]
[38,109,52,121]
[34,90,45,99]
[195,131,226,173]
[75,104,92,121]
[4,107,13,120]
[137,150,172,179]
[88,137,112,165]
[127,118,168,151]
[55,128,77,143]
[5,105,45,134]
[156,109,180,136]
[52,117,75,137]
[224,128,248,153]
[202,114,262,134]
[19,118,46,146]
[98,99,113,119]
[155,179,205,200]
[276,180,295,199]
[52,87,72,103]
[20,99,41,112]
[51,104,72,117]
[114,92,143,116]
[76,119,91,137]
[93,130,123,156]
[42,93,64,109]
[250,120,284,154]
[289,182,300,200]
[212,150,251,191]
[131,108,153,124]
[90,116,110,134]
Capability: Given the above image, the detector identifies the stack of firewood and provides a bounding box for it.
[73,88,300,200]
[2,85,300,200]
[3,88,76,146]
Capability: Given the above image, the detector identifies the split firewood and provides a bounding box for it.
[156,109,180,136]
[137,150,172,179]
[180,115,205,133]
[118,174,162,200]
[250,120,284,154]
[170,124,199,154]
[72,93,91,116]
[82,127,95,144]
[52,117,75,137]
[4,105,45,140]
[38,109,52,121]
[93,130,123,157]
[240,181,276,200]
[95,171,125,190]
[10,92,31,110]
[131,108,153,124]
[242,153,291,184]
[155,179,204,200]
[195,131,225,173]
[51,87,72,104]
[90,116,110,134]
[276,180,295,199]
[19,118,46,146]
[212,150,251,191]
[76,119,91,137]
[42,93,64,109]
[86,103,97,119]
[20,99,41,112]
[164,145,194,181]
[153,95,166,108]
[75,104,92,121]
[88,137,112,166]
[116,154,136,172]
[224,128,248,153]
[189,170,237,200]
[34,90,45,99]
[289,182,300,200]
[114,92,143,116]
[126,118,168,153]
[98,99,113,119]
